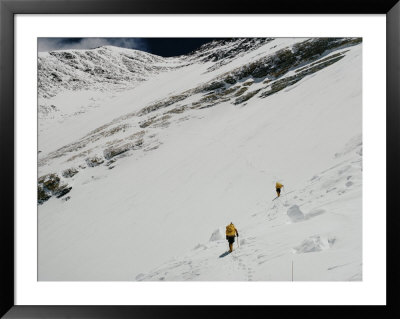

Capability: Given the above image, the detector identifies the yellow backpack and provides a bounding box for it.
[226,224,236,236]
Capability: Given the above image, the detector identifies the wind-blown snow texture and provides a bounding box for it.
[38,38,362,281]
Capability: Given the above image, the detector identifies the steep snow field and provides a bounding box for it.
[38,38,362,281]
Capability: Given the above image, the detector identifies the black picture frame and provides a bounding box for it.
[1,0,399,318]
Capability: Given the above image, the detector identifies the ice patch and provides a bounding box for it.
[287,205,305,222]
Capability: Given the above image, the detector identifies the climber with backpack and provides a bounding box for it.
[276,182,284,197]
[226,222,239,253]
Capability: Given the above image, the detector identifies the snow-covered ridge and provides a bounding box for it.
[184,38,274,71]
[38,45,186,99]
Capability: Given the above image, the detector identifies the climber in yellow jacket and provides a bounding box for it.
[226,222,239,253]
[276,182,284,197]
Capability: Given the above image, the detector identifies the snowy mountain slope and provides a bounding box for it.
[38,38,362,281]
[38,38,359,167]
[37,38,306,156]
[137,136,362,281]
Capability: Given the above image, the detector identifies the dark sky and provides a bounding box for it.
[38,38,221,57]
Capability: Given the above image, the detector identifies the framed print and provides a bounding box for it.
[1,0,399,318]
